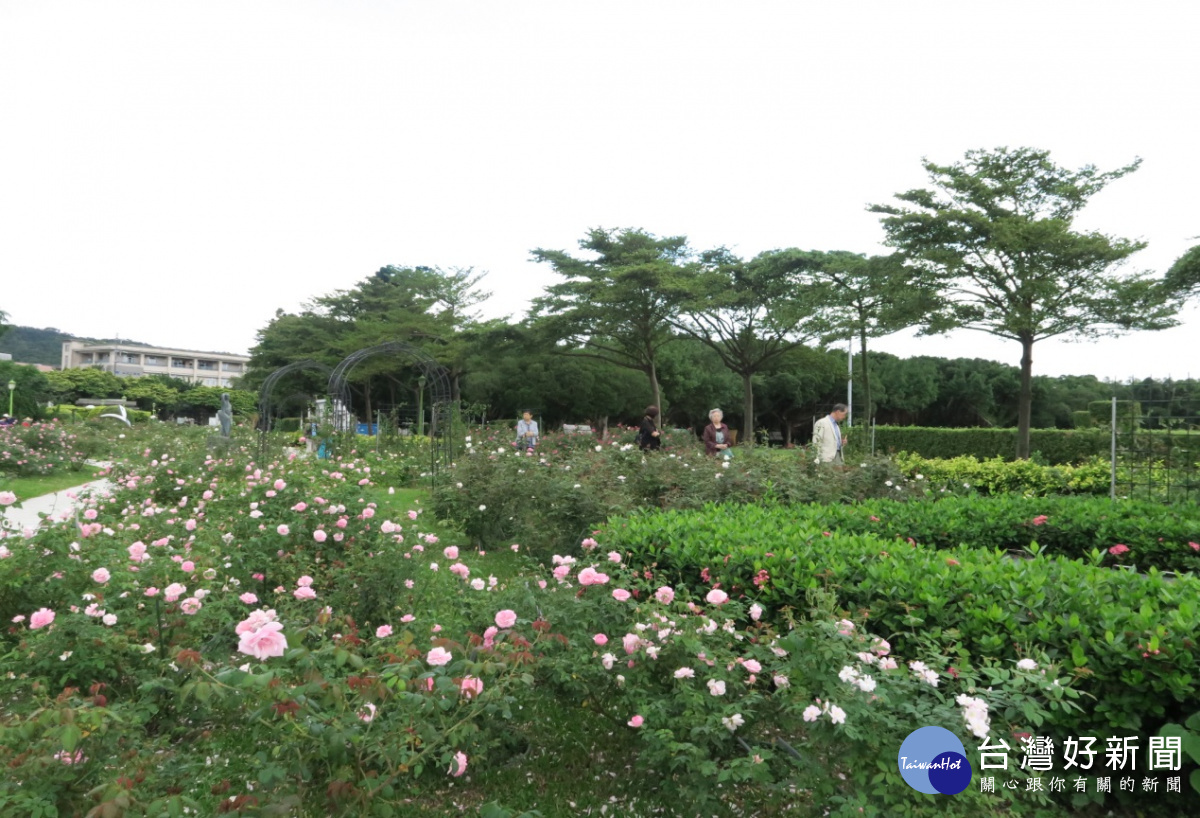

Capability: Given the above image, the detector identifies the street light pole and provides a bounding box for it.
[6,380,14,417]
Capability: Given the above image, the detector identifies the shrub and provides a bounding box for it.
[873,425,1110,464]
[771,494,1200,575]
[433,430,914,558]
[599,503,1200,742]
[894,453,1112,496]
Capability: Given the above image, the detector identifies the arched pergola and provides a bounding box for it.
[327,342,456,474]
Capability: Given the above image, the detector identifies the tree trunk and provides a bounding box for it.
[859,326,871,425]
[648,360,662,430]
[784,422,792,447]
[1017,334,1035,459]
[741,371,754,445]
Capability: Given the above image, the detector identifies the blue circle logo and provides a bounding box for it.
[898,726,973,794]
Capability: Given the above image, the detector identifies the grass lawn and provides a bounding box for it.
[0,466,106,500]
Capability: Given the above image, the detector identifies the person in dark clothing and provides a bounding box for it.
[702,408,733,457]
[638,406,662,450]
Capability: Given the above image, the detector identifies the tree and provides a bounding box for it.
[530,228,695,422]
[1164,243,1200,295]
[672,249,821,443]
[44,368,125,404]
[871,146,1185,458]
[0,310,10,343]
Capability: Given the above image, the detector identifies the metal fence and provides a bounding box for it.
[1110,397,1200,503]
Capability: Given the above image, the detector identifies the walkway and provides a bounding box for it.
[0,462,114,538]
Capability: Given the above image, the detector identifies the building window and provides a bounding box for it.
[197,360,217,371]
[172,358,193,368]
[123,354,140,364]
[81,354,94,364]
[97,353,110,363]
[222,362,243,371]
[144,356,163,366]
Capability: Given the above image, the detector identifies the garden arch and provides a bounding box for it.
[257,359,335,434]
[327,342,456,474]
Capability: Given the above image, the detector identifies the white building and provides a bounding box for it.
[61,341,250,389]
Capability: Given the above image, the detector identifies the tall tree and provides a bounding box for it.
[871,146,1184,458]
[531,228,694,419]
[672,249,821,443]
[0,309,10,342]
[766,249,932,425]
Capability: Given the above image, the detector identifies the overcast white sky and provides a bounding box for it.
[2,0,1197,380]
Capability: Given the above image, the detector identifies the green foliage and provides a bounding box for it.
[757,492,1200,574]
[0,420,97,477]
[874,425,1111,463]
[1164,243,1200,295]
[44,367,126,403]
[433,428,915,559]
[0,361,52,420]
[872,146,1186,457]
[600,503,1200,742]
[894,453,1111,496]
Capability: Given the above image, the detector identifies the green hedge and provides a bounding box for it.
[872,425,1110,463]
[895,453,1111,496]
[601,503,1200,737]
[50,404,152,423]
[778,494,1200,574]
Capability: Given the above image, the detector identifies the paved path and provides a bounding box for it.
[1,462,115,538]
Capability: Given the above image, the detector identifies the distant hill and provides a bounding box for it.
[0,326,152,367]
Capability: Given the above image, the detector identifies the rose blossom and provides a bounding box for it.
[237,621,288,660]
[655,586,675,605]
[29,608,56,629]
[91,568,111,584]
[705,588,728,605]
[376,625,393,638]
[494,609,517,629]
[426,646,453,666]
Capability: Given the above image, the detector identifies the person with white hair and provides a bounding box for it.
[702,408,733,458]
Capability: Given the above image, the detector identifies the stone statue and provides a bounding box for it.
[217,393,233,438]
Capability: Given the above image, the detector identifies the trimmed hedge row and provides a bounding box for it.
[873,425,1109,463]
[601,503,1200,737]
[895,453,1111,496]
[786,494,1200,574]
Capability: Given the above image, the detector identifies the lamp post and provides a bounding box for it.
[6,380,14,417]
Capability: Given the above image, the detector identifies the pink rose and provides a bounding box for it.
[0,491,18,506]
[127,542,147,562]
[240,592,259,604]
[743,658,762,674]
[448,750,467,777]
[705,588,728,605]
[495,609,517,629]
[297,576,313,587]
[1031,515,1049,526]
[612,588,632,601]
[276,524,290,536]
[578,566,610,586]
[408,510,419,521]
[376,625,393,638]
[627,714,644,728]
[91,568,111,584]
[237,621,288,660]
[313,530,327,543]
[593,633,608,645]
[655,586,675,605]
[443,546,459,560]
[293,586,317,600]
[1109,544,1130,556]
[426,646,453,666]
[460,676,484,699]
[180,561,195,573]
[29,608,55,629]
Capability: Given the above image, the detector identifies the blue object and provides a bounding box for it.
[355,423,378,435]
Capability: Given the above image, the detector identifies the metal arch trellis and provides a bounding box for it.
[257,360,335,456]
[326,341,455,476]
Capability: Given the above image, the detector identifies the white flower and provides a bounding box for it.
[60,651,73,661]
[478,505,487,511]
[855,675,877,693]
[601,653,616,670]
[838,666,860,683]
[1016,658,1038,671]
[773,674,789,688]
[827,704,847,724]
[595,445,603,452]
[707,679,726,696]
[140,643,156,653]
[102,614,118,626]
[722,713,745,732]
[884,480,893,487]
[802,705,820,722]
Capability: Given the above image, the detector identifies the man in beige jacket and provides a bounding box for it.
[812,404,848,464]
